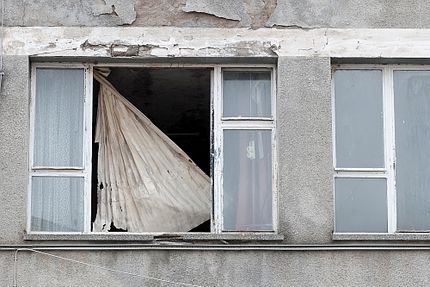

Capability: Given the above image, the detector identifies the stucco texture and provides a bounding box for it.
[2,249,430,286]
[267,0,430,28]
[277,57,333,243]
[6,0,430,28]
[0,56,29,244]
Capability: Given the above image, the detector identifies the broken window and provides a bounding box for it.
[28,63,277,234]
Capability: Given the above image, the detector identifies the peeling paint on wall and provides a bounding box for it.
[5,0,430,28]
[182,0,245,22]
[8,27,430,59]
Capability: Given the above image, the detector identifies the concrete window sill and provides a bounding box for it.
[333,233,430,241]
[24,232,284,242]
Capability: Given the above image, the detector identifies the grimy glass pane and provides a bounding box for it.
[223,71,271,118]
[34,68,84,167]
[395,71,430,231]
[335,70,384,168]
[223,130,272,231]
[335,178,387,232]
[31,176,84,232]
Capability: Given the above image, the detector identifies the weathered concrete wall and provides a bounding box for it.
[1,249,430,286]
[0,54,335,245]
[8,28,430,59]
[0,0,429,285]
[277,57,333,243]
[4,0,275,28]
[0,56,29,244]
[6,0,430,28]
[267,0,430,28]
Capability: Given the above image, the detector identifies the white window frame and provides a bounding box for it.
[333,64,430,235]
[213,66,278,233]
[28,63,93,234]
[28,62,278,235]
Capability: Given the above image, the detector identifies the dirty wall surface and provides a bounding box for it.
[2,249,430,286]
[5,0,430,28]
[2,1,430,287]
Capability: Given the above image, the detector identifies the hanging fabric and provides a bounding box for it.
[93,70,210,232]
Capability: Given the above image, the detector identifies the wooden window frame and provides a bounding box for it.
[27,62,278,235]
[333,64,430,235]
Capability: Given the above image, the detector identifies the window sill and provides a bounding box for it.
[333,233,430,241]
[23,233,154,241]
[24,232,284,242]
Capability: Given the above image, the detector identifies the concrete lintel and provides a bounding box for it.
[7,27,430,59]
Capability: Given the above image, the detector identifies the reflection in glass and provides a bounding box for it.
[31,176,85,232]
[223,130,272,231]
[335,70,384,168]
[223,71,271,118]
[34,68,84,167]
[335,178,387,232]
[395,71,430,231]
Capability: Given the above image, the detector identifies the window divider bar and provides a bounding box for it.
[384,66,397,234]
[221,117,274,121]
[331,68,337,233]
[334,173,387,179]
[271,66,278,233]
[83,65,94,233]
[334,168,386,172]
[30,171,87,177]
[27,64,38,234]
[213,65,223,234]
[220,121,274,129]
[32,166,85,171]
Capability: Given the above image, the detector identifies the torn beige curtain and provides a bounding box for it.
[93,71,210,232]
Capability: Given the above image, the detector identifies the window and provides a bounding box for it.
[333,65,430,234]
[28,63,277,234]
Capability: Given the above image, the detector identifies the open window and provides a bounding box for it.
[28,63,277,235]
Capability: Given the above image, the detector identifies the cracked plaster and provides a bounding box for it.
[91,0,137,25]
[267,0,430,28]
[5,0,137,26]
[182,0,247,22]
[5,0,430,28]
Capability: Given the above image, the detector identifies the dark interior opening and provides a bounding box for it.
[91,67,211,232]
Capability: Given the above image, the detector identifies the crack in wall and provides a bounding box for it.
[91,0,136,25]
[80,40,164,57]
[182,0,244,22]
[21,0,26,26]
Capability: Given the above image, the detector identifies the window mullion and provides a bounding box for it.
[83,65,93,233]
[221,121,274,129]
[213,66,223,233]
[384,66,397,234]
[27,64,38,234]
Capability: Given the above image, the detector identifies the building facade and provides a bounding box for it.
[2,0,430,286]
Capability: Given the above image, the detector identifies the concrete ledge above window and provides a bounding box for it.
[24,233,284,242]
[333,233,430,241]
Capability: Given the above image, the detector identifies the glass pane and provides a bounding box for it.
[31,176,85,232]
[335,70,384,168]
[394,71,430,231]
[223,71,271,118]
[34,68,85,167]
[223,130,272,231]
[335,178,387,232]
